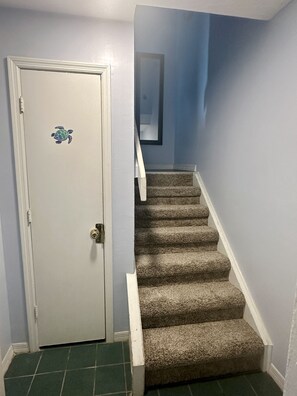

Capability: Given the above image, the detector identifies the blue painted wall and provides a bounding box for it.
[135,7,209,167]
[0,7,134,344]
[134,6,178,166]
[194,5,297,376]
[174,12,209,165]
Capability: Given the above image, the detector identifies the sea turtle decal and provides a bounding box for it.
[51,126,73,144]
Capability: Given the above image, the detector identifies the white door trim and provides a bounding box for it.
[7,56,113,351]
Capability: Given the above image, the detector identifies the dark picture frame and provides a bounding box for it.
[135,52,164,145]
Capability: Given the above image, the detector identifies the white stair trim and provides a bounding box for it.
[13,342,29,355]
[2,346,14,375]
[126,271,145,396]
[195,172,273,371]
[114,331,129,342]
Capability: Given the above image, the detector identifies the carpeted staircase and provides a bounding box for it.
[135,171,264,388]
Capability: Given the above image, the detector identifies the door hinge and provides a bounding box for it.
[19,96,24,114]
[34,305,38,321]
[27,209,32,225]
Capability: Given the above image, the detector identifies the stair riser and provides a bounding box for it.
[135,243,218,255]
[137,273,230,287]
[147,187,200,198]
[135,229,219,246]
[145,356,263,387]
[141,308,244,329]
[147,173,193,187]
[136,196,200,205]
[135,218,208,228]
[136,206,209,220]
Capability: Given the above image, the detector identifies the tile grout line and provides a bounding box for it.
[188,384,193,396]
[26,351,43,396]
[5,361,128,379]
[244,375,258,396]
[122,342,128,394]
[93,343,99,396]
[95,392,130,396]
[59,347,71,396]
[217,380,224,393]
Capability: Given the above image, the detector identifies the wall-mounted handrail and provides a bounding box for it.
[134,122,147,201]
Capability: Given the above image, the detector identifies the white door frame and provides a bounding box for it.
[284,281,297,396]
[7,56,113,351]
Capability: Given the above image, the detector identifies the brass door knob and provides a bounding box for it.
[90,228,100,240]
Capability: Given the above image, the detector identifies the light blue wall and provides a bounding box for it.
[135,7,209,167]
[192,3,297,375]
[134,6,178,166]
[174,12,209,165]
[0,215,12,358]
[0,7,134,342]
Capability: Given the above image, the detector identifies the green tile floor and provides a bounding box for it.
[5,341,131,396]
[4,341,282,396]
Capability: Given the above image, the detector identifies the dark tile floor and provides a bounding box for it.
[4,341,282,396]
[146,372,283,396]
[5,341,131,396]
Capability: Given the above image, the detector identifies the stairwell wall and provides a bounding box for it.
[135,7,210,169]
[134,6,178,166]
[182,1,297,377]
[174,12,209,165]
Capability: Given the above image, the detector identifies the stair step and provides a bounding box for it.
[147,172,193,187]
[136,251,231,286]
[136,196,200,205]
[136,218,208,228]
[135,226,219,247]
[139,281,245,328]
[143,319,264,386]
[136,204,209,219]
[135,204,209,228]
[135,243,218,255]
[147,186,200,198]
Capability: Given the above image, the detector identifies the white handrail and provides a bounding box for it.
[134,122,147,201]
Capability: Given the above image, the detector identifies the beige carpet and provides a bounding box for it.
[135,172,264,387]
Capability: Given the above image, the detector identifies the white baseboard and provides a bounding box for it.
[145,164,197,172]
[268,364,285,390]
[195,172,273,371]
[2,346,14,374]
[174,164,197,172]
[13,342,29,355]
[114,331,129,342]
[145,164,174,170]
[2,342,29,374]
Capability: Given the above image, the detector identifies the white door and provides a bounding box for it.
[20,69,105,346]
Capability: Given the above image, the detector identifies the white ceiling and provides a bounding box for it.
[0,0,292,22]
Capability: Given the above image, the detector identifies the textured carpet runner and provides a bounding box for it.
[135,172,264,387]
